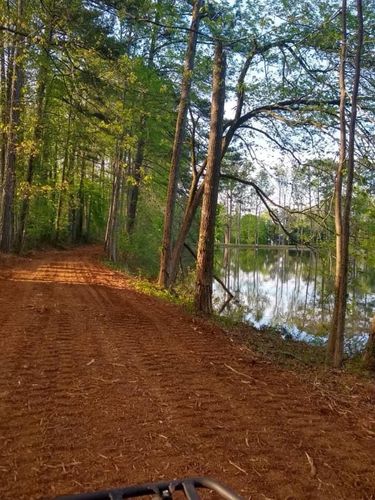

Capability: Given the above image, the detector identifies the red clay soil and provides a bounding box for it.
[0,247,374,500]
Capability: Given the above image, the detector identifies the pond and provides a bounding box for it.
[213,246,375,352]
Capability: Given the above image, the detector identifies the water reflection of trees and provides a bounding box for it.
[216,247,374,337]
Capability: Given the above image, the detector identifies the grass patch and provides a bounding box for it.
[103,258,194,308]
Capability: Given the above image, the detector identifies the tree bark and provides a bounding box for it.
[74,155,86,242]
[158,0,203,288]
[326,0,363,367]
[54,107,72,242]
[195,41,226,313]
[16,27,52,252]
[326,0,347,366]
[16,74,47,251]
[0,42,7,198]
[105,148,123,262]
[126,119,145,234]
[167,46,256,288]
[0,0,25,252]
[169,173,204,285]
[125,4,160,236]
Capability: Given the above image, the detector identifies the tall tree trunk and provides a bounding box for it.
[158,0,203,287]
[85,159,95,239]
[326,0,363,367]
[105,162,117,254]
[66,147,77,242]
[16,74,47,251]
[74,155,86,242]
[54,108,73,242]
[0,0,25,252]
[105,148,123,262]
[105,76,128,260]
[0,43,7,198]
[125,3,161,236]
[326,0,347,366]
[195,41,226,313]
[126,119,145,234]
[334,0,364,366]
[167,47,254,288]
[16,27,52,252]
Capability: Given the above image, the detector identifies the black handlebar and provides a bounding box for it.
[56,476,242,500]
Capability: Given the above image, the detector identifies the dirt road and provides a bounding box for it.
[0,247,374,499]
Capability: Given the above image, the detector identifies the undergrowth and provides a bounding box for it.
[103,259,194,309]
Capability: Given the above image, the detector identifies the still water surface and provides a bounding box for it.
[214,246,375,351]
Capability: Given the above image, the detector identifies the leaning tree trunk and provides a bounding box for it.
[0,0,25,252]
[167,46,255,289]
[169,180,204,285]
[158,0,203,288]
[195,41,226,313]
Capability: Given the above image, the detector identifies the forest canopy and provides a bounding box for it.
[0,0,374,367]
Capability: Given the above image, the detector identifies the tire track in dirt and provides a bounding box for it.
[0,247,374,500]
[90,284,374,499]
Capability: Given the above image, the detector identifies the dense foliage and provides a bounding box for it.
[1,0,374,365]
